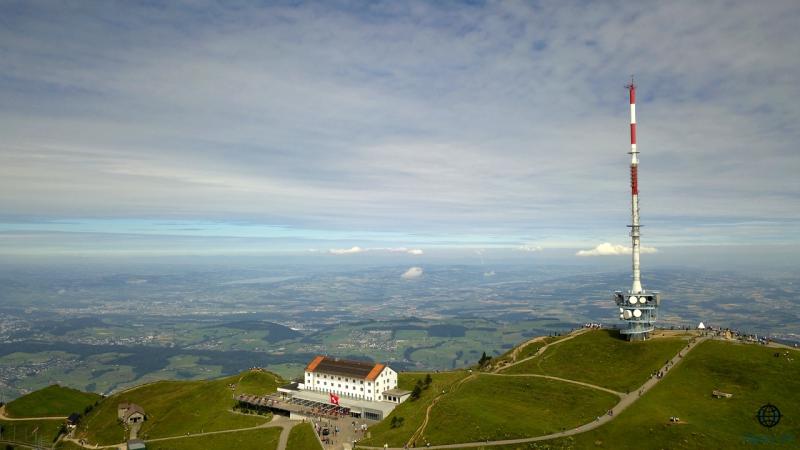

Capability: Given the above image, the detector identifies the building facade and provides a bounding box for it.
[303,355,398,402]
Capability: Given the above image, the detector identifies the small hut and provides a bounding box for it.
[118,403,146,424]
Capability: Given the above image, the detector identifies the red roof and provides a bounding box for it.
[365,363,385,381]
[305,355,325,372]
[305,356,386,380]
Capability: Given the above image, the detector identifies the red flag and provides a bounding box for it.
[329,392,340,406]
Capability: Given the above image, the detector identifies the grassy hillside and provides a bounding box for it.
[552,340,800,449]
[5,384,101,418]
[504,330,686,392]
[145,426,282,450]
[359,371,470,447]
[0,418,64,447]
[55,441,86,450]
[287,422,323,450]
[439,341,800,450]
[76,370,281,445]
[421,374,618,446]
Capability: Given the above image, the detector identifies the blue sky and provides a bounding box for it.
[1,1,799,257]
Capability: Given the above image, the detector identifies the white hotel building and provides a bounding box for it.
[303,355,407,403]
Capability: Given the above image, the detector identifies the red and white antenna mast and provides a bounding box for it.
[615,77,660,341]
[627,77,642,294]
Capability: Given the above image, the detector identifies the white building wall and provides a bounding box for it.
[376,367,398,400]
[303,366,397,402]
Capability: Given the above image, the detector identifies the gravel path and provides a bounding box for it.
[360,336,708,449]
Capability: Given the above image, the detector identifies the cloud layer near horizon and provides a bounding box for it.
[1,1,799,254]
[577,243,658,256]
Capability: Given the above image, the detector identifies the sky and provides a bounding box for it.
[1,0,799,259]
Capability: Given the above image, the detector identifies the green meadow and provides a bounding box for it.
[503,329,686,393]
[76,370,281,445]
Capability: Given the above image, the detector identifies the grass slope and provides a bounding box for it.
[421,374,618,446]
[359,371,470,447]
[287,422,323,450]
[55,441,87,450]
[145,426,282,450]
[5,385,101,418]
[549,340,800,449]
[504,330,686,392]
[77,370,281,445]
[0,418,64,446]
[447,340,800,450]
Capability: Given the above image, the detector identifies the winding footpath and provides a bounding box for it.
[492,329,589,373]
[403,329,592,447]
[362,334,708,450]
[57,414,297,450]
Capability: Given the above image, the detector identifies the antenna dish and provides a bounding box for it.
[633,309,642,318]
[639,296,647,304]
[623,310,633,319]
[629,296,638,305]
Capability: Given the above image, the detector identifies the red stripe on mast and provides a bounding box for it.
[630,123,637,145]
[630,166,638,195]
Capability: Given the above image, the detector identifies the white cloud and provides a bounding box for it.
[576,243,658,257]
[517,244,543,252]
[401,266,423,279]
[406,248,424,255]
[328,246,364,255]
[484,270,495,277]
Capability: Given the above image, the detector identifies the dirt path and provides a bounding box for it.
[404,328,592,446]
[129,417,294,447]
[0,405,67,421]
[361,335,708,449]
[60,415,296,450]
[485,373,625,397]
[406,372,477,447]
[494,328,589,373]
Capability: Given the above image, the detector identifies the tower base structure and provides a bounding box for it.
[613,291,661,341]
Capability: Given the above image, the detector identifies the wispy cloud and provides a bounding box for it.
[329,246,364,255]
[517,244,543,252]
[0,1,798,254]
[384,247,424,255]
[576,243,658,257]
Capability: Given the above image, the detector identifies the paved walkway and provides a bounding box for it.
[360,335,708,449]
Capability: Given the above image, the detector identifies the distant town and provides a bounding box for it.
[1,262,797,402]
